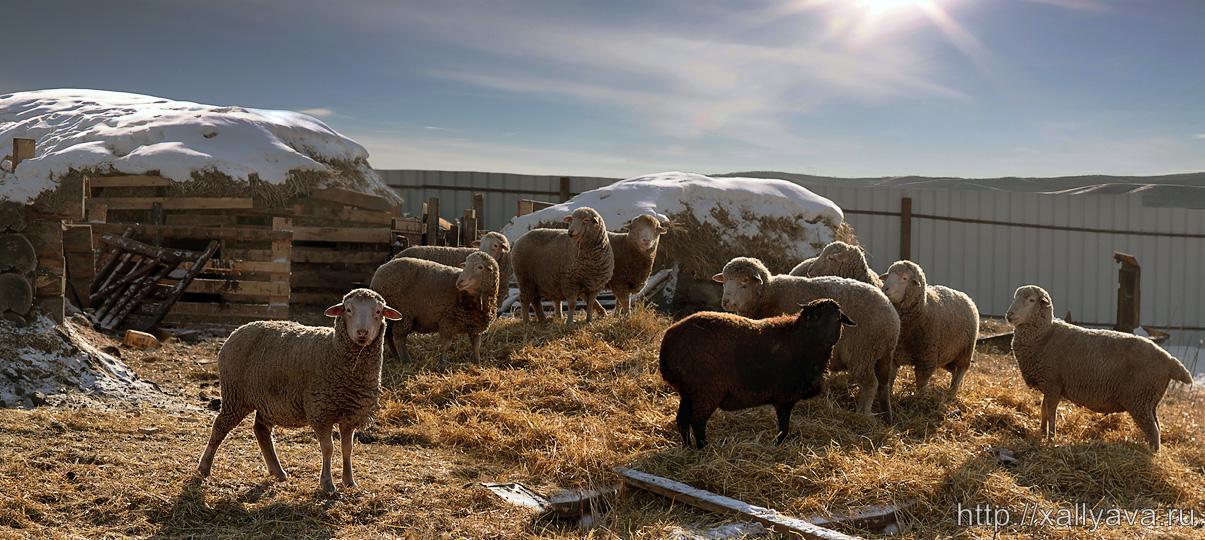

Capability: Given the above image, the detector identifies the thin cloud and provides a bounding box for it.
[299,107,334,117]
[423,125,455,132]
[1023,0,1112,13]
[1193,133,1205,140]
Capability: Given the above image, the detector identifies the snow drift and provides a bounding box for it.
[0,89,396,204]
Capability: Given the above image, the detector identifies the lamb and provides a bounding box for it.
[370,251,499,363]
[880,260,979,397]
[510,206,613,324]
[197,288,402,493]
[660,299,856,448]
[393,231,512,305]
[714,257,900,421]
[588,214,668,316]
[1007,285,1192,451]
[791,241,881,287]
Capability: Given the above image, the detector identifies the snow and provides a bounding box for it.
[500,171,843,240]
[0,89,389,203]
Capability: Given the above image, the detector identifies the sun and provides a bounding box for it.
[859,0,933,14]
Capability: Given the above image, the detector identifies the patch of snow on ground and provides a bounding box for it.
[501,171,843,240]
[0,89,386,203]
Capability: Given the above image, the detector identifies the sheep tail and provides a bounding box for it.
[1168,353,1193,385]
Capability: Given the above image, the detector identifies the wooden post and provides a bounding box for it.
[462,208,478,246]
[424,197,440,246]
[899,197,912,261]
[12,138,35,171]
[473,192,485,231]
[559,177,571,202]
[1114,252,1140,332]
[271,217,293,316]
[87,201,109,223]
[150,202,165,246]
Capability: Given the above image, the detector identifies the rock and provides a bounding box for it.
[31,391,48,406]
[122,330,159,349]
[100,345,121,358]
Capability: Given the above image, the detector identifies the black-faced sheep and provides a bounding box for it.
[197,288,402,493]
[588,214,668,316]
[792,241,881,288]
[881,260,979,397]
[510,207,613,324]
[660,299,856,448]
[1007,285,1193,451]
[714,257,900,421]
[369,252,500,363]
[393,231,512,305]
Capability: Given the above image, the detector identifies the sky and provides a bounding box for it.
[4,0,1205,178]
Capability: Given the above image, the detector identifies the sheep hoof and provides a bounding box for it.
[271,470,288,482]
[342,477,358,488]
[320,479,337,494]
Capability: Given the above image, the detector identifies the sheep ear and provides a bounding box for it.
[458,262,466,269]
[840,312,856,326]
[324,304,345,317]
[1039,296,1050,306]
[382,306,403,320]
[711,273,725,283]
[471,240,481,248]
[878,273,888,280]
[657,225,669,234]
[561,215,573,223]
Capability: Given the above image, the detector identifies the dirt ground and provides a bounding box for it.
[1,310,1203,539]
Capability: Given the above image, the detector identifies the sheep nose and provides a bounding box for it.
[357,328,369,337]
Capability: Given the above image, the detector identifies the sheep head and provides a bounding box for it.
[324,288,402,347]
[712,257,771,316]
[807,241,868,278]
[626,214,669,253]
[473,231,511,263]
[882,260,926,306]
[456,252,501,298]
[794,298,856,351]
[1006,285,1053,327]
[562,207,607,244]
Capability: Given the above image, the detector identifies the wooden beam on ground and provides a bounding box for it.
[805,502,913,533]
[613,468,860,540]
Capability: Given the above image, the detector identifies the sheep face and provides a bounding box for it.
[712,258,770,316]
[796,298,856,346]
[455,252,499,296]
[474,232,510,262]
[562,207,605,241]
[808,242,861,276]
[325,288,402,347]
[1006,285,1052,326]
[881,263,920,305]
[628,214,669,252]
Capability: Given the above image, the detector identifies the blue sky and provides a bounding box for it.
[5,0,1205,178]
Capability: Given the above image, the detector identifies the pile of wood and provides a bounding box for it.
[0,171,86,324]
[88,230,217,331]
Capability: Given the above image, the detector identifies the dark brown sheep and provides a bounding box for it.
[659,298,856,449]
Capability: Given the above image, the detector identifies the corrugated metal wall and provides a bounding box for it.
[378,170,1205,361]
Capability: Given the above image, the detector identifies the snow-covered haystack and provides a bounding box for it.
[0,89,399,205]
[0,315,162,408]
[501,172,846,311]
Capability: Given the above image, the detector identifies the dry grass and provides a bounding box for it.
[1,310,1203,538]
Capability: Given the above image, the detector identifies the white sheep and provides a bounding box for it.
[394,231,512,305]
[510,207,613,324]
[1006,285,1193,451]
[589,214,668,316]
[197,288,402,493]
[714,257,901,420]
[791,241,881,288]
[880,260,979,397]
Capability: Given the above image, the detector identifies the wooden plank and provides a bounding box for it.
[164,213,235,227]
[290,270,371,289]
[292,226,391,243]
[91,197,254,210]
[900,197,912,261]
[86,201,108,223]
[181,259,290,274]
[12,138,35,170]
[473,193,485,230]
[461,208,478,246]
[289,291,343,305]
[62,224,93,253]
[166,301,289,319]
[88,175,174,188]
[805,502,913,532]
[309,187,393,213]
[292,247,390,264]
[424,197,440,246]
[91,223,287,243]
[183,278,289,296]
[613,468,859,540]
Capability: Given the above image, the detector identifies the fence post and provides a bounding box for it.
[473,192,485,231]
[559,177,571,202]
[11,138,35,171]
[900,197,912,261]
[462,209,478,246]
[424,197,440,246]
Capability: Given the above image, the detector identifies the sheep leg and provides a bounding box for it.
[584,292,600,322]
[252,413,287,481]
[565,292,577,324]
[947,357,971,398]
[339,422,358,488]
[774,401,796,445]
[533,296,549,323]
[197,407,251,478]
[314,424,337,494]
[589,297,609,318]
[437,333,454,363]
[675,395,694,448]
[689,398,719,449]
[913,365,936,393]
[470,333,482,362]
[854,369,879,418]
[614,291,631,316]
[1128,404,1161,451]
[553,299,564,320]
[390,322,412,363]
[875,359,897,423]
[1041,392,1060,441]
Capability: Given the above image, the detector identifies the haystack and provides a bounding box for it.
[500,172,847,313]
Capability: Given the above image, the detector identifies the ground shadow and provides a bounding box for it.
[149,476,336,539]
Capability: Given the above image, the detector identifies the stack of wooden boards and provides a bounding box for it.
[82,175,424,324]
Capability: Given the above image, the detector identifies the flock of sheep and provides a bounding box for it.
[195,206,1193,493]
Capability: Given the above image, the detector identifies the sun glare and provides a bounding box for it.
[859,0,932,15]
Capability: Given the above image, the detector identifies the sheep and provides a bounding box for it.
[714,257,900,421]
[196,288,402,493]
[791,241,881,287]
[510,206,613,324]
[393,231,512,305]
[880,260,979,397]
[588,214,668,316]
[1006,285,1193,451]
[660,299,856,448]
[370,252,499,363]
